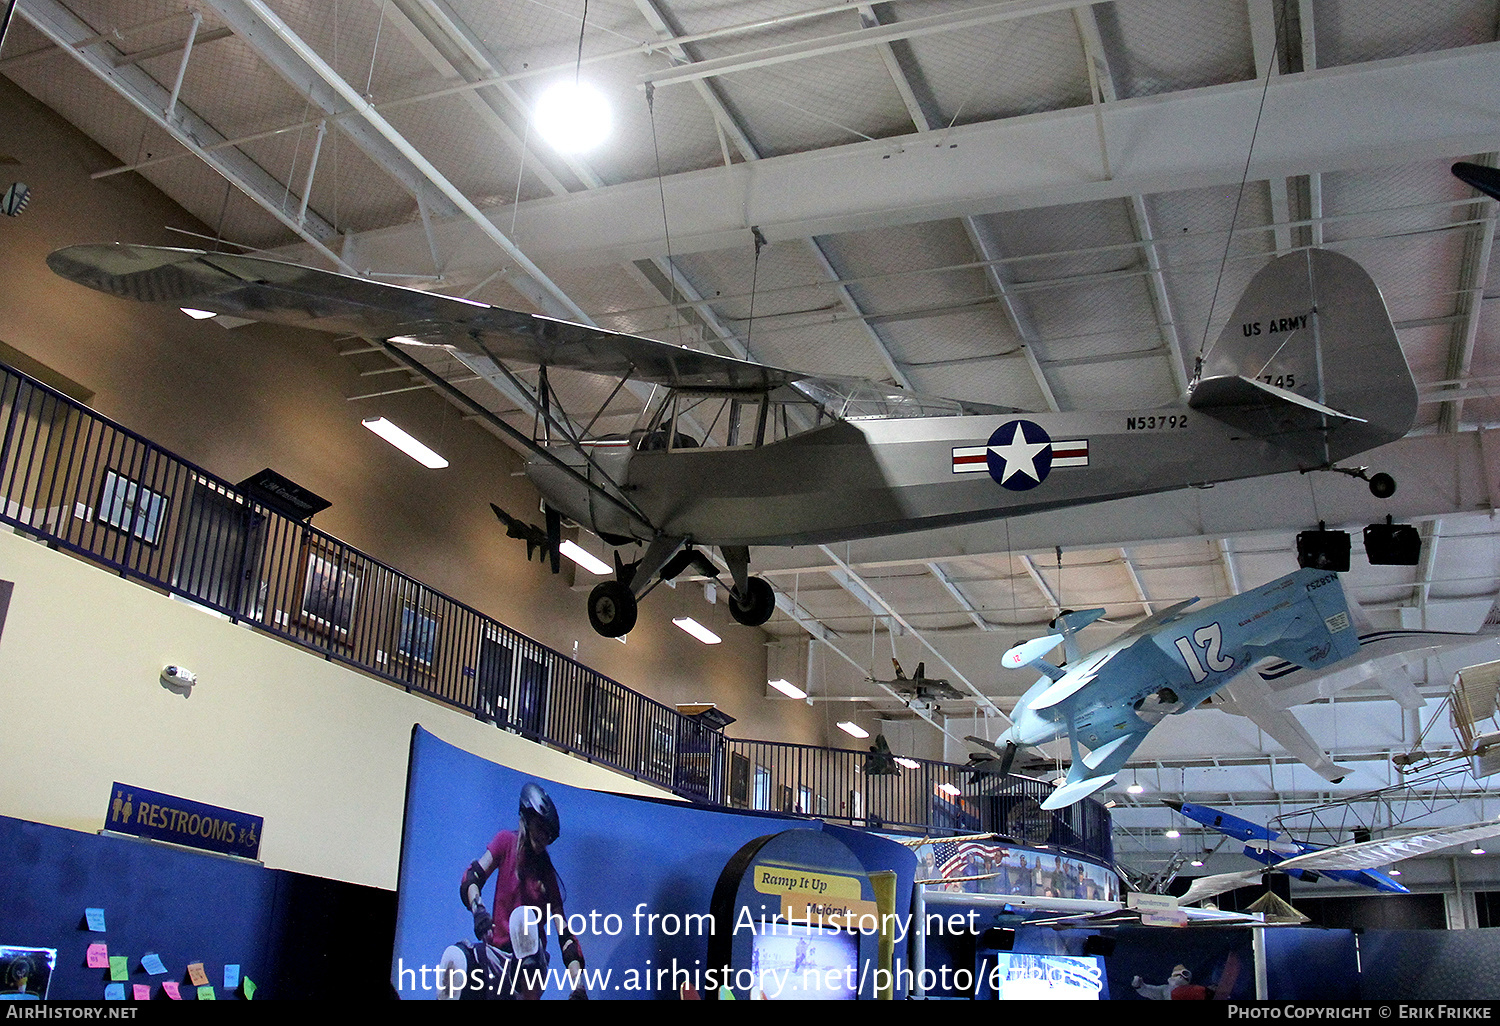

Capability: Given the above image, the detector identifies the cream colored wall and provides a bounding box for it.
[0,526,674,890]
[0,76,830,746]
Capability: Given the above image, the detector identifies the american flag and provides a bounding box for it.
[930,840,995,880]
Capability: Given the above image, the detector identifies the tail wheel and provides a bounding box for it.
[587,581,637,637]
[728,577,776,627]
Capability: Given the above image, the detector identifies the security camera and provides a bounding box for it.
[161,665,197,687]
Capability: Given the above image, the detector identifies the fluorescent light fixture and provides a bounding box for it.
[180,307,216,320]
[559,539,611,576]
[1127,783,1145,794]
[938,782,962,797]
[673,617,720,645]
[894,757,920,770]
[361,417,449,469]
[535,80,611,152]
[1165,829,1181,839]
[837,721,869,739]
[768,678,806,700]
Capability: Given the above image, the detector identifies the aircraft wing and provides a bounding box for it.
[1178,871,1266,907]
[47,244,805,391]
[1273,819,1500,874]
[1214,677,1352,783]
[919,680,966,701]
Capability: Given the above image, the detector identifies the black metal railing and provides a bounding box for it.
[0,363,1112,865]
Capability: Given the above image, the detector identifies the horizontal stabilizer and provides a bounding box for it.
[1192,374,1368,423]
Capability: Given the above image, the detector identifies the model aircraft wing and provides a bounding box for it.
[1274,818,1500,873]
[1215,678,1352,783]
[47,244,806,391]
[1041,727,1151,810]
[1178,871,1265,907]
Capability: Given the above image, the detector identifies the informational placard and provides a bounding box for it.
[105,784,262,860]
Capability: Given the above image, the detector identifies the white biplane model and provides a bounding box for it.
[48,244,1415,637]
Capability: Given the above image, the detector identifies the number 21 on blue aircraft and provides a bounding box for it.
[1173,623,1234,683]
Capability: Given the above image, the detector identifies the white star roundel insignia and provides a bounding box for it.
[986,419,1053,491]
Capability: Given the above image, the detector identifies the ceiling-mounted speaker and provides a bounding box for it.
[1364,517,1420,566]
[1297,522,1350,572]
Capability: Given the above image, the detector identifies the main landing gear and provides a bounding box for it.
[584,540,775,638]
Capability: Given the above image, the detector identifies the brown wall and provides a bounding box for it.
[0,74,829,746]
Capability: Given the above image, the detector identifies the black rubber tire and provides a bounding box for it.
[1369,472,1396,499]
[728,576,776,627]
[587,580,637,637]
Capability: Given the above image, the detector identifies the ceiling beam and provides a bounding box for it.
[309,43,1500,274]
[16,0,348,268]
[203,0,592,323]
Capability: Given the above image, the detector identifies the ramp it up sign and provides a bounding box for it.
[106,783,263,861]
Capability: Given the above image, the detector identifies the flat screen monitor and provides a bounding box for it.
[750,924,859,1000]
[976,951,1107,1000]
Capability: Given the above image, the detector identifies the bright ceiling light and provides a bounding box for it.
[361,417,449,468]
[534,80,611,153]
[1127,783,1145,794]
[1190,859,1205,867]
[673,617,720,644]
[894,757,920,770]
[1472,847,1487,856]
[180,307,216,320]
[768,678,806,700]
[559,539,611,576]
[1389,869,1401,876]
[1165,829,1181,839]
[837,721,869,739]
[938,782,963,797]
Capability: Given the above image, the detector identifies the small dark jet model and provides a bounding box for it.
[47,245,1415,638]
[998,568,1362,810]
[864,733,902,776]
[1171,799,1500,906]
[867,659,964,703]
[489,502,559,572]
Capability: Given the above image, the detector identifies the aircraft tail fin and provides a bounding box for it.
[1189,249,1415,464]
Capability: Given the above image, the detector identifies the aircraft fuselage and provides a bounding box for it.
[527,403,1334,548]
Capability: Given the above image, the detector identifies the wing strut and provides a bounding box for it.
[378,341,653,533]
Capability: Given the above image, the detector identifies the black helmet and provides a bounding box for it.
[519,782,560,844]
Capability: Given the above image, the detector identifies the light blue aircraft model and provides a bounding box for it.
[995,568,1360,810]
